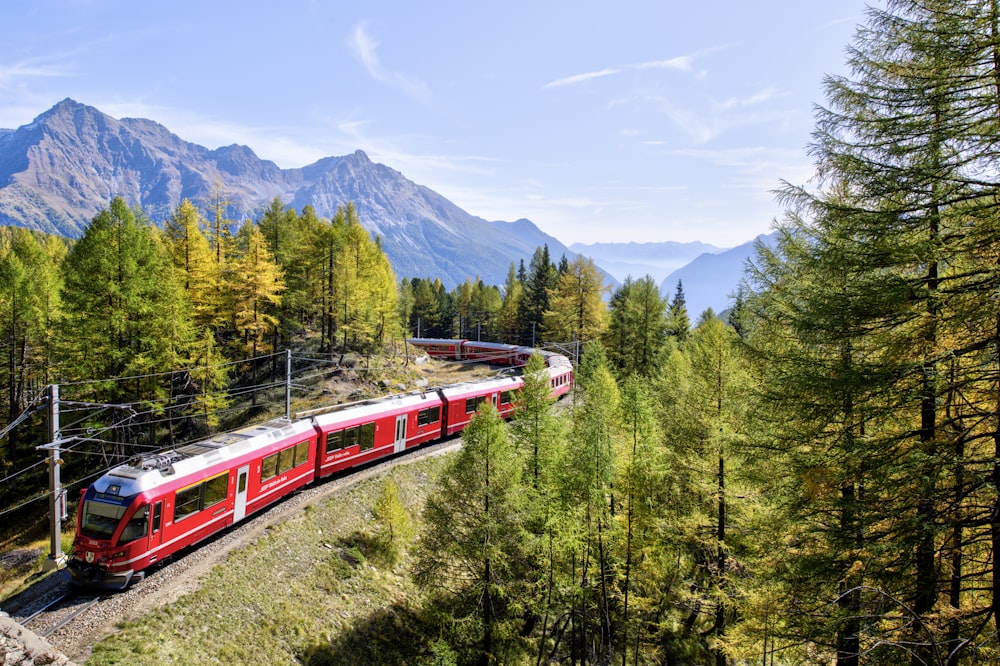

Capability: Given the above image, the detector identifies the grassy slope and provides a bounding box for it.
[87,455,449,666]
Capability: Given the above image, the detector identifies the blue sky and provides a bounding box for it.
[1,1,867,248]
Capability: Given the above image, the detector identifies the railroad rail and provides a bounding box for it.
[18,592,103,638]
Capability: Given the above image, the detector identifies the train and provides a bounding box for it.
[67,339,573,590]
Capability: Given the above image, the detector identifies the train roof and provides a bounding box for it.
[461,341,518,349]
[438,374,523,399]
[93,418,316,497]
[544,353,573,368]
[310,390,442,428]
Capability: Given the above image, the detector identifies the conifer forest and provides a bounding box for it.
[4,1,1000,664]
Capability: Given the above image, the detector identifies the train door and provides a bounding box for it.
[394,414,407,453]
[234,465,250,522]
[148,501,163,561]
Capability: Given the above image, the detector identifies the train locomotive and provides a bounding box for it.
[67,339,572,589]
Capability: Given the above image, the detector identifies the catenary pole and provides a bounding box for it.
[43,383,67,571]
[286,348,292,420]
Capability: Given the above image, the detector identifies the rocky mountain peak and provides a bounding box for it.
[0,100,573,288]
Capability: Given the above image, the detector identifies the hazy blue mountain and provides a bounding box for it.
[660,233,777,318]
[0,99,575,288]
[570,240,723,285]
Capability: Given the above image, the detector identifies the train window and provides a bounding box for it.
[359,423,375,451]
[261,453,279,480]
[466,396,485,414]
[417,406,440,426]
[325,430,344,453]
[152,503,162,534]
[500,391,513,406]
[278,446,296,474]
[118,506,149,544]
[175,485,202,522]
[343,427,359,449]
[294,440,310,467]
[203,474,228,508]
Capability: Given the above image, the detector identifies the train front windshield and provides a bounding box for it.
[79,486,140,542]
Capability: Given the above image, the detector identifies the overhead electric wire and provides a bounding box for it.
[0,347,364,513]
[0,458,48,485]
[56,350,287,389]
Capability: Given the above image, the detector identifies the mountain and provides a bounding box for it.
[660,233,777,318]
[570,240,723,285]
[0,99,574,288]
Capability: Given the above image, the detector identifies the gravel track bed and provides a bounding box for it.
[4,438,461,664]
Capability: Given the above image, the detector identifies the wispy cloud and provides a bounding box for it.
[0,58,71,87]
[720,87,785,109]
[543,67,621,89]
[347,23,432,106]
[632,56,694,72]
[543,53,697,90]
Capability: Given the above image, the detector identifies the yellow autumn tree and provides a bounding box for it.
[541,255,608,345]
[163,199,223,331]
[332,204,399,351]
[226,221,285,359]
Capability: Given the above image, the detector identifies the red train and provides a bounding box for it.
[67,340,572,589]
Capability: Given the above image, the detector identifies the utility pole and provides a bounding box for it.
[42,384,67,571]
[285,349,292,420]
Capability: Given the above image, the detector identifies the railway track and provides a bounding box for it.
[17,591,104,638]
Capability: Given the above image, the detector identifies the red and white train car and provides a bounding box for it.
[408,338,466,360]
[312,391,444,477]
[439,375,524,436]
[459,341,518,365]
[68,418,317,589]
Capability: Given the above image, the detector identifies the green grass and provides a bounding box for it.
[86,456,449,666]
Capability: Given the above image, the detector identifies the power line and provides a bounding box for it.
[0,347,386,510]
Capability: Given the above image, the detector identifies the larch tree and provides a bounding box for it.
[163,199,221,332]
[226,220,284,360]
[743,208,892,665]
[506,352,568,663]
[59,197,191,400]
[747,0,1000,662]
[560,340,622,664]
[541,255,607,347]
[415,403,529,665]
[495,263,524,345]
[0,228,64,465]
[686,315,755,666]
[373,475,414,563]
[331,204,400,351]
[303,211,346,351]
[604,275,669,379]
[614,375,665,665]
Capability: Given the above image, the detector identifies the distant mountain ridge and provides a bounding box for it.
[659,233,777,318]
[0,99,573,288]
[570,240,723,286]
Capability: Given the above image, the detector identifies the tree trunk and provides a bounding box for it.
[715,452,727,666]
